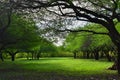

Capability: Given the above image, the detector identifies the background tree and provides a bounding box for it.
[0,0,13,61]
[26,38,58,60]
[64,32,85,58]
[39,39,58,57]
[1,13,41,61]
[65,23,117,61]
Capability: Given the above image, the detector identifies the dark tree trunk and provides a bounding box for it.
[27,53,29,60]
[9,53,16,61]
[0,47,4,61]
[37,52,41,60]
[107,23,120,74]
[0,52,4,61]
[31,53,34,60]
[73,52,77,59]
[8,51,18,61]
[90,52,94,58]
[105,52,112,62]
[83,52,86,58]
[100,52,104,58]
[117,49,120,74]
[86,52,90,59]
[11,55,15,61]
[35,52,37,59]
[94,51,99,60]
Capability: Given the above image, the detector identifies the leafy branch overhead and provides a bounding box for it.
[13,0,120,35]
[14,0,120,22]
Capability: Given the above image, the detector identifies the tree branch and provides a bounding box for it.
[57,29,109,35]
[62,2,110,22]
[111,0,118,19]
[87,0,112,11]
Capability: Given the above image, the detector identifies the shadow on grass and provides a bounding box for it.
[0,57,119,80]
[0,70,120,80]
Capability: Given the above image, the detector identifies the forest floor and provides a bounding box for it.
[0,57,119,80]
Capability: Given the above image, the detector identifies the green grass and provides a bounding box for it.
[0,57,119,80]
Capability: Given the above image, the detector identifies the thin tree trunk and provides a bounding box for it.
[0,52,4,61]
[94,51,99,60]
[106,54,112,62]
[27,53,29,60]
[86,52,89,59]
[73,52,77,59]
[31,53,34,60]
[37,53,40,60]
[83,52,86,58]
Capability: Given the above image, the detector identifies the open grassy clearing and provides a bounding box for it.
[0,57,119,80]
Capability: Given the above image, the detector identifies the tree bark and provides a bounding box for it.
[104,52,112,62]
[0,52,4,61]
[86,52,90,59]
[107,23,120,74]
[73,52,77,59]
[37,52,41,60]
[8,51,18,61]
[117,49,120,74]
[11,55,15,61]
[83,52,86,58]
[27,53,29,60]
[94,51,99,60]
[31,53,34,60]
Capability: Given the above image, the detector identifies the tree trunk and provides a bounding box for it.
[83,52,86,58]
[73,52,77,59]
[104,23,120,73]
[86,52,90,59]
[108,43,120,73]
[8,51,18,61]
[94,51,99,60]
[100,51,104,58]
[37,52,41,60]
[27,53,29,60]
[11,55,15,61]
[31,53,34,60]
[0,52,4,61]
[105,52,112,62]
[117,49,120,74]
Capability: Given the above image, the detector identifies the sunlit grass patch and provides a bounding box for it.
[2,57,116,74]
[0,57,118,80]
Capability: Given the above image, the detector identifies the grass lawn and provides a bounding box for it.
[0,57,119,80]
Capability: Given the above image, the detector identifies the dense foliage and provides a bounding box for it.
[64,23,118,60]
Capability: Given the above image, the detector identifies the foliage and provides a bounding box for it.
[3,14,40,50]
[6,0,120,73]
[0,13,43,61]
[64,32,85,52]
[64,23,115,54]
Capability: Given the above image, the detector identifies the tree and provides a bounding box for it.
[26,38,57,60]
[39,39,58,57]
[64,32,85,58]
[0,0,13,61]
[2,13,41,61]
[65,24,117,61]
[9,0,120,74]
